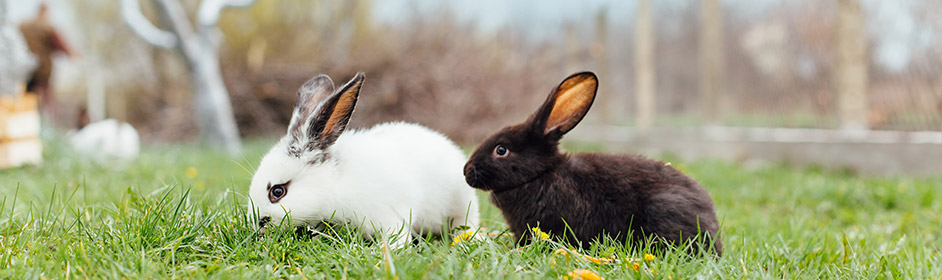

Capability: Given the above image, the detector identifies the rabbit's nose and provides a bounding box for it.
[464,162,475,176]
[258,216,271,227]
[464,166,479,186]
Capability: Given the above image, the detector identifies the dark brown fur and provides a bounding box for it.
[464,72,722,255]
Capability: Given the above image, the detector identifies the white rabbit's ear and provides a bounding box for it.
[289,75,336,138]
[527,72,597,140]
[301,72,364,151]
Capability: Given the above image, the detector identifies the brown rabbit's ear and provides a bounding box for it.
[304,72,364,150]
[528,72,598,140]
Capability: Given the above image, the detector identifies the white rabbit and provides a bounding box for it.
[69,118,140,163]
[247,73,479,248]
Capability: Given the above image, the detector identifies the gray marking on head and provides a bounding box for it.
[285,138,329,165]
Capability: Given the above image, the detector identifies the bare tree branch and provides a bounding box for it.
[121,0,177,49]
[197,0,257,27]
[151,0,200,63]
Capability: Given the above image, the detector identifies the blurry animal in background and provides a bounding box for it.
[19,2,75,122]
[68,108,140,163]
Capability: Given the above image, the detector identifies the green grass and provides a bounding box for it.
[1,138,941,279]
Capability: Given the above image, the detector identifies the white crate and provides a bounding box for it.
[0,94,42,169]
[0,138,42,168]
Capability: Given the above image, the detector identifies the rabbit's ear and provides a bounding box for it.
[527,72,597,140]
[304,72,364,149]
[289,75,336,138]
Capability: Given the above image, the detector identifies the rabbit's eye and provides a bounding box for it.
[268,181,290,203]
[494,145,509,158]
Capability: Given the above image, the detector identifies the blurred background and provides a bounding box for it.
[2,0,940,173]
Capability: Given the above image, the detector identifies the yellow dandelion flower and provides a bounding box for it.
[450,231,475,247]
[456,231,474,241]
[644,253,656,262]
[185,167,199,179]
[631,263,640,271]
[531,227,550,241]
[566,269,604,280]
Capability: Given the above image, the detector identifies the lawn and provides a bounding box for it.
[1,138,940,279]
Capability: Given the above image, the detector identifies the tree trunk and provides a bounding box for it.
[835,0,869,130]
[192,50,241,154]
[699,0,725,125]
[635,0,655,131]
[151,0,242,154]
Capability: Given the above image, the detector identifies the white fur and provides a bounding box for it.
[69,119,140,163]
[248,122,479,247]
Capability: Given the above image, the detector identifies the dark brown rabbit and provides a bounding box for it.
[464,72,722,255]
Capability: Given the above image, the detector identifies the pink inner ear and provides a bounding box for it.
[544,77,597,135]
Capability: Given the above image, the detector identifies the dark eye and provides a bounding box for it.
[494,145,509,158]
[268,181,290,203]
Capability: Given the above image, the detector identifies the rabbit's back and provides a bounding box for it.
[571,153,722,253]
[331,122,478,232]
[338,122,467,173]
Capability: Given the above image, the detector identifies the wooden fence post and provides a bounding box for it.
[594,9,615,125]
[835,0,869,130]
[635,0,655,131]
[699,0,725,125]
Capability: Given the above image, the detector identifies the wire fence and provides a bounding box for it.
[567,0,942,132]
